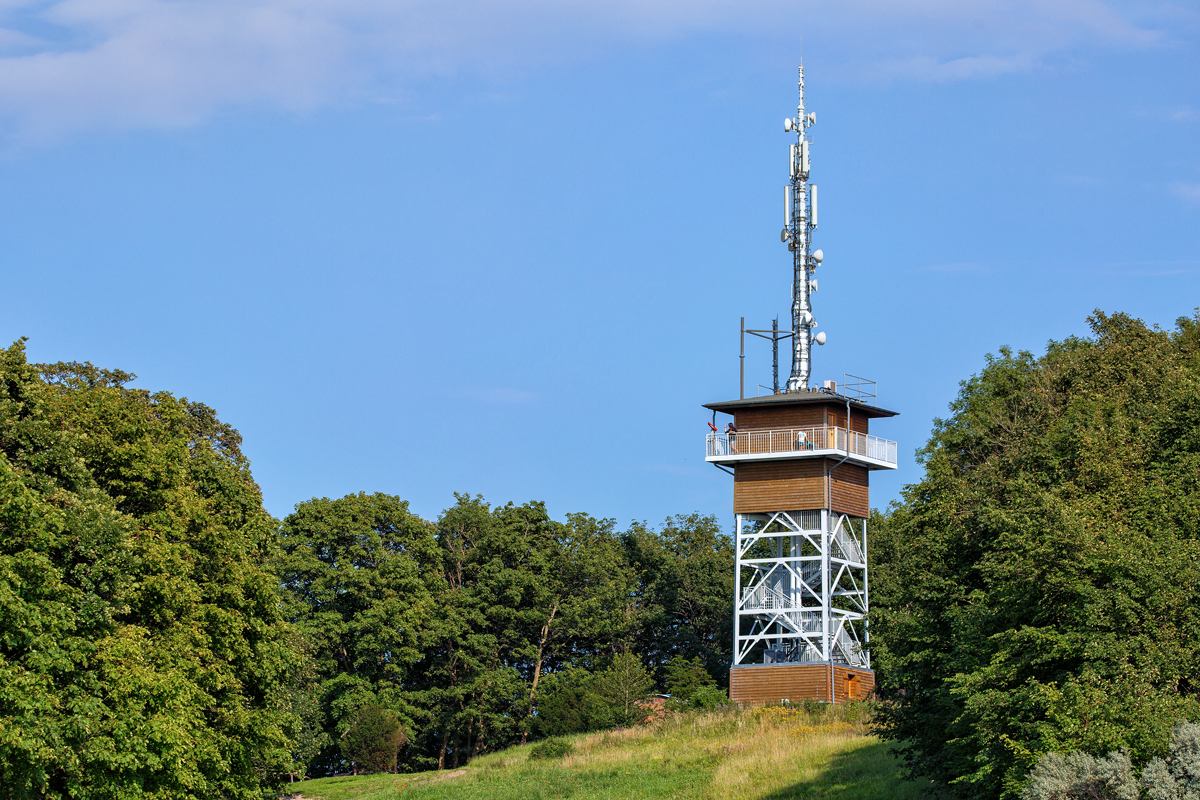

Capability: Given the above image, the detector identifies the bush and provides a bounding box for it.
[688,685,729,709]
[1020,750,1138,800]
[665,656,721,710]
[1141,722,1200,800]
[341,705,408,774]
[536,668,615,736]
[665,656,716,699]
[529,738,574,760]
[1021,722,1200,800]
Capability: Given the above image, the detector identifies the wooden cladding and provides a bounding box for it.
[734,460,824,514]
[734,402,870,435]
[823,407,870,434]
[729,664,875,705]
[733,458,870,515]
[830,463,869,518]
[735,404,826,431]
[833,665,875,702]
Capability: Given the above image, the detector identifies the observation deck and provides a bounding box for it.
[705,425,897,470]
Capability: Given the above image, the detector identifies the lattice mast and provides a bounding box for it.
[783,65,822,393]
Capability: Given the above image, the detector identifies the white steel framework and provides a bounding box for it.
[732,510,869,668]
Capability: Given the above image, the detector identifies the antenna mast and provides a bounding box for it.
[783,65,821,392]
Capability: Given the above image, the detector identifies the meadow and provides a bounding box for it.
[287,702,922,800]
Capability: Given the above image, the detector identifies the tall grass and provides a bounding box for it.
[288,702,921,800]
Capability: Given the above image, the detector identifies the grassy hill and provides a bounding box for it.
[287,702,922,800]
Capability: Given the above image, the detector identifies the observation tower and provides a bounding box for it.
[705,66,898,705]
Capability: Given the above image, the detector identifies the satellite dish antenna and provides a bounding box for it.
[811,249,824,263]
[781,227,789,242]
[807,112,816,125]
[809,279,818,292]
[784,118,793,132]
[813,331,827,346]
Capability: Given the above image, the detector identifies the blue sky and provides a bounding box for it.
[1,0,1197,529]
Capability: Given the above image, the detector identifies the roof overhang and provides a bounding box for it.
[703,391,898,419]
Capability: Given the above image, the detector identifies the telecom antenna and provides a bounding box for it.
[783,64,822,393]
[702,67,899,706]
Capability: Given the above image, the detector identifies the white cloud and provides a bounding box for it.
[1171,183,1200,203]
[0,0,1182,141]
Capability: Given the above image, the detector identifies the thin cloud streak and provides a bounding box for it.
[1170,183,1200,203]
[0,0,1182,141]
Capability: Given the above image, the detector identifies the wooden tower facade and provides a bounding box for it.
[705,391,897,704]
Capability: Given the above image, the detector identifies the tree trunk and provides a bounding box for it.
[522,600,559,744]
[438,728,450,770]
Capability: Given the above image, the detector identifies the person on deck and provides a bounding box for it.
[725,422,738,454]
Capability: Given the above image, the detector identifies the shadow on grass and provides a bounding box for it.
[761,740,926,800]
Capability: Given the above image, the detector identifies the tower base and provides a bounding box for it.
[729,663,874,706]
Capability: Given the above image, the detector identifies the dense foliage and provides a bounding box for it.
[277,495,733,774]
[0,341,297,799]
[0,335,735,793]
[872,312,1200,798]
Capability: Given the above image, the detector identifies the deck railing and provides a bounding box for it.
[706,426,897,466]
[835,626,866,666]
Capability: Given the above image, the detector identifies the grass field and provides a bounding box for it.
[287,702,924,800]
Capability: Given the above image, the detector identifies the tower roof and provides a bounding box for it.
[703,391,898,419]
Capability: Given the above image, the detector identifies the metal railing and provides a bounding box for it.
[706,425,897,465]
[840,374,877,405]
[741,587,823,633]
[741,584,792,610]
[833,521,864,564]
[834,529,863,564]
[835,626,866,666]
[764,640,826,664]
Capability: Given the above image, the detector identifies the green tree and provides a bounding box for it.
[871,312,1200,799]
[276,492,442,774]
[516,512,636,741]
[594,651,655,726]
[534,668,614,736]
[664,655,718,708]
[281,672,331,783]
[624,513,733,684]
[0,341,297,800]
[414,496,555,769]
[340,705,407,774]
[277,489,733,769]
